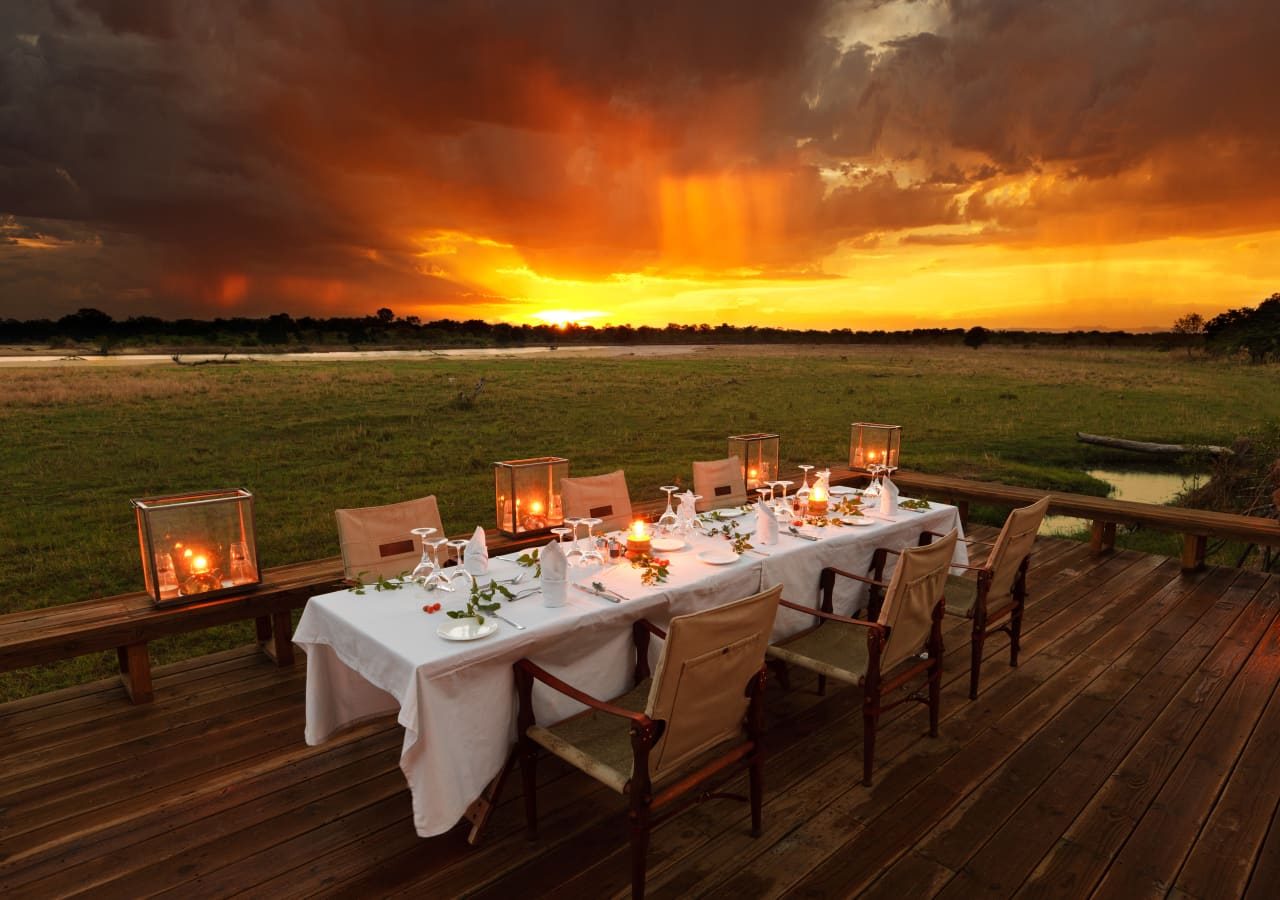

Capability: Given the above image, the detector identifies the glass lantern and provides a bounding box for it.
[494,456,569,535]
[849,423,902,471]
[727,433,780,491]
[132,489,260,607]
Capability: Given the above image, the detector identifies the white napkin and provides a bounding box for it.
[540,538,567,607]
[755,499,778,545]
[463,526,489,575]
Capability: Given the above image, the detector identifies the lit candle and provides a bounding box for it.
[747,467,759,489]
[519,497,549,532]
[807,480,829,516]
[626,519,652,557]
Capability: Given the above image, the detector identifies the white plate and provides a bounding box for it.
[829,485,857,496]
[437,621,499,641]
[706,508,746,519]
[842,516,875,526]
[651,537,686,552]
[698,550,741,565]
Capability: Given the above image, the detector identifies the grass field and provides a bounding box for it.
[2,345,1277,700]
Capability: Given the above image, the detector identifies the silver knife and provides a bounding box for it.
[572,583,621,603]
[491,611,525,630]
[787,527,819,542]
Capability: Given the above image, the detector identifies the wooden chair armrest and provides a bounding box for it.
[920,529,993,547]
[949,563,987,573]
[821,566,891,590]
[513,658,650,724]
[779,598,883,631]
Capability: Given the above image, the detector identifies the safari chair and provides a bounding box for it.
[920,496,1049,699]
[334,495,444,581]
[513,584,782,899]
[766,531,958,786]
[561,469,634,532]
[692,456,749,512]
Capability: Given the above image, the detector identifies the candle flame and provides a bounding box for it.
[630,519,649,540]
[192,554,210,573]
[811,482,828,501]
[529,499,544,515]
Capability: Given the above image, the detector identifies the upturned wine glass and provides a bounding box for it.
[409,527,439,588]
[656,485,680,535]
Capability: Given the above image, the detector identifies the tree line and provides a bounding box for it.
[2,296,1275,357]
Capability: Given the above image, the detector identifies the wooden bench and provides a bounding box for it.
[824,467,1280,573]
[0,526,558,705]
[0,557,348,703]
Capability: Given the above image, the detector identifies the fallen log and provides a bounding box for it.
[1076,432,1233,457]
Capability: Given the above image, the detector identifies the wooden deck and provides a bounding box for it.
[2,528,1279,899]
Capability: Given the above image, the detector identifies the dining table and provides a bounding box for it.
[293,495,967,838]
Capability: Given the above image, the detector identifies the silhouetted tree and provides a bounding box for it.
[1206,294,1280,363]
[963,326,990,350]
[1171,312,1206,358]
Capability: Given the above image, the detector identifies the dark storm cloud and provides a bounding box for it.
[1,0,1278,319]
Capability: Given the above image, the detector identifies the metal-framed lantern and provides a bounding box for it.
[849,423,902,471]
[727,433,780,491]
[494,456,568,535]
[132,489,260,607]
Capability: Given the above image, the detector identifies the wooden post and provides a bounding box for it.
[1090,521,1116,553]
[259,611,295,666]
[117,642,153,704]
[955,499,970,527]
[1181,534,1208,574]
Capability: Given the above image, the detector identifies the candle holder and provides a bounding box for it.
[807,481,829,516]
[132,489,260,607]
[626,520,653,558]
[494,456,569,535]
[849,423,902,472]
[727,433,780,491]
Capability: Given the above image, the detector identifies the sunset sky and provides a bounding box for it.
[2,0,1279,330]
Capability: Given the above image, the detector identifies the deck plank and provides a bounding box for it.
[3,535,1280,899]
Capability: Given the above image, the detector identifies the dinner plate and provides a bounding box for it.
[698,550,741,565]
[437,621,499,641]
[829,485,857,496]
[842,516,875,526]
[707,508,746,519]
[651,537,686,553]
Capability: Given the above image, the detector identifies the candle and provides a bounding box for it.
[747,467,759,489]
[176,543,221,595]
[519,497,549,532]
[626,519,652,557]
[807,480,829,516]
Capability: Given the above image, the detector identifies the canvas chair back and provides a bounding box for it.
[985,497,1050,601]
[644,584,782,779]
[692,456,748,512]
[561,470,633,532]
[877,530,958,671]
[335,495,443,580]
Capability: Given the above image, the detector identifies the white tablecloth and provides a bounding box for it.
[293,501,965,836]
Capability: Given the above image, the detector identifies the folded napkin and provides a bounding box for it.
[541,538,567,607]
[755,499,778,545]
[463,525,489,575]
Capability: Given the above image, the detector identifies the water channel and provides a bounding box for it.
[1039,469,1206,536]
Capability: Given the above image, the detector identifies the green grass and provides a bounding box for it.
[2,345,1276,700]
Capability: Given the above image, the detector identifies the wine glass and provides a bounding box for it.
[796,465,814,507]
[414,537,449,590]
[409,527,439,587]
[563,517,584,564]
[445,538,473,590]
[864,464,885,499]
[550,526,572,549]
[656,485,680,535]
[774,480,793,515]
[579,517,605,566]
